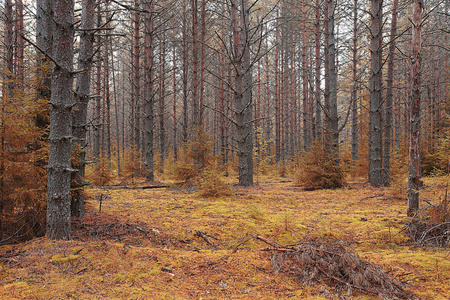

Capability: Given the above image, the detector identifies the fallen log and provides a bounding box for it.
[93,185,167,190]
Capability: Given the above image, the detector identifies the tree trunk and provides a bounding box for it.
[144,0,154,181]
[323,0,330,146]
[192,0,199,127]
[5,0,14,100]
[302,0,310,151]
[326,0,339,156]
[173,43,178,161]
[36,0,53,130]
[351,0,359,161]
[314,0,321,141]
[71,0,95,218]
[182,0,189,143]
[16,0,24,87]
[104,30,111,161]
[275,8,280,162]
[368,0,384,186]
[93,7,102,162]
[159,32,166,172]
[46,0,74,240]
[200,0,206,126]
[407,0,423,216]
[231,0,253,186]
[133,1,141,152]
[110,36,121,176]
[384,0,398,185]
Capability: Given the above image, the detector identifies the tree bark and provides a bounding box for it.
[192,0,199,127]
[384,0,399,185]
[231,0,253,186]
[182,0,189,143]
[36,0,53,130]
[46,0,74,240]
[173,43,178,161]
[325,0,339,156]
[368,0,384,186]
[351,0,359,161]
[275,8,280,162]
[133,0,141,152]
[144,0,154,181]
[302,0,310,151]
[71,0,95,218]
[93,7,102,162]
[407,0,423,216]
[314,0,321,141]
[159,31,166,172]
[5,0,14,100]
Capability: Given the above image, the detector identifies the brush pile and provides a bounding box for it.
[405,197,449,247]
[71,210,164,247]
[261,238,412,299]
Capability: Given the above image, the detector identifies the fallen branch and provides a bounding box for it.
[93,185,167,190]
[256,235,295,252]
[195,230,217,248]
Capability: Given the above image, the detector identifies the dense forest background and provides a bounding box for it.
[0,0,448,242]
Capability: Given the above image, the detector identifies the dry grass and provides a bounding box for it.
[1,175,450,299]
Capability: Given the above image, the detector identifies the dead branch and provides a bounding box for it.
[195,230,217,248]
[256,235,295,252]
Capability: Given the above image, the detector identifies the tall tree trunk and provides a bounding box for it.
[302,0,310,151]
[200,0,206,126]
[104,30,111,161]
[16,0,24,87]
[314,0,321,140]
[71,0,95,218]
[351,0,359,161]
[173,43,178,161]
[275,7,280,162]
[326,0,339,156]
[182,0,189,143]
[46,0,74,240]
[159,32,166,172]
[192,0,199,127]
[144,0,154,181]
[93,7,102,162]
[36,0,53,130]
[220,1,226,165]
[133,0,141,152]
[231,0,253,186]
[368,0,384,186]
[384,0,398,184]
[323,0,330,145]
[407,0,423,216]
[110,36,121,176]
[5,0,14,100]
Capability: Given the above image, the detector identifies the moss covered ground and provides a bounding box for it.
[1,175,449,299]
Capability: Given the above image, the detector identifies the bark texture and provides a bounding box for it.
[231,0,253,186]
[368,0,384,186]
[144,0,154,181]
[46,0,74,240]
[383,0,399,185]
[351,0,358,161]
[407,0,423,216]
[326,0,339,156]
[71,0,95,218]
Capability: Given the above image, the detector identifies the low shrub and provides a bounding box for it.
[295,143,346,190]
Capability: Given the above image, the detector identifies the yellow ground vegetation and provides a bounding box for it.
[1,175,449,299]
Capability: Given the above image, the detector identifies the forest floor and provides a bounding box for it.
[1,175,449,299]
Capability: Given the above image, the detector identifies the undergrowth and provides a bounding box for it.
[295,143,346,190]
